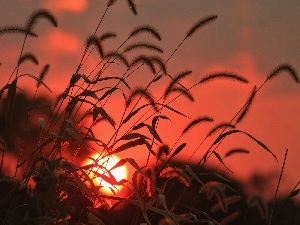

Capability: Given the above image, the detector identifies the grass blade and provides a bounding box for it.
[94,106,116,128]
[123,104,153,124]
[213,129,277,161]
[207,122,235,136]
[171,143,187,157]
[158,103,189,119]
[111,138,147,155]
[224,148,250,158]
[4,79,17,128]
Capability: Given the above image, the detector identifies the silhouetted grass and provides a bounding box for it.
[0,2,299,225]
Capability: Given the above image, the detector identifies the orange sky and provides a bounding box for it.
[0,1,299,200]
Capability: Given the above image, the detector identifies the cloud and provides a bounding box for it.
[41,29,81,54]
[43,0,88,13]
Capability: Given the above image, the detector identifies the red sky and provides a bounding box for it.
[0,0,299,200]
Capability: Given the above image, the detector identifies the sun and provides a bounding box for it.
[82,153,128,195]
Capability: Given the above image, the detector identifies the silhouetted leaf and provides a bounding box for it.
[119,133,150,141]
[123,104,154,124]
[94,106,115,128]
[132,122,147,131]
[125,158,142,172]
[152,74,163,83]
[171,143,187,157]
[212,151,232,173]
[98,77,131,89]
[92,170,127,186]
[288,189,300,198]
[78,90,99,100]
[131,121,162,143]
[158,103,189,118]
[224,148,249,158]
[111,138,147,155]
[4,79,17,128]
[213,129,277,161]
[110,158,141,171]
[207,122,235,136]
[152,115,170,142]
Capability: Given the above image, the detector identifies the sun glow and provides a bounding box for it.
[82,153,128,195]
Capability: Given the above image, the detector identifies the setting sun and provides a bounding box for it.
[82,153,128,195]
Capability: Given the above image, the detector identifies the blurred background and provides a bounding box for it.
[0,0,299,202]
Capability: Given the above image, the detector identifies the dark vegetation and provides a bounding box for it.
[0,1,299,225]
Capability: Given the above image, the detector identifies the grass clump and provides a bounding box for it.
[0,1,299,225]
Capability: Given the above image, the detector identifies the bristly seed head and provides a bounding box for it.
[267,64,299,83]
[26,9,58,33]
[126,87,158,112]
[129,25,161,41]
[186,15,218,38]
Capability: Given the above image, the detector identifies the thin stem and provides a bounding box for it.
[268,149,288,225]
